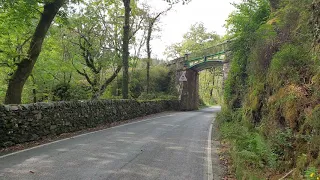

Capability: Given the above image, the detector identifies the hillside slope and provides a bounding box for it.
[218,0,320,179]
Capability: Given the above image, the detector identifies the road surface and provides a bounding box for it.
[0,107,220,180]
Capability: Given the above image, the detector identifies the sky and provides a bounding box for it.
[143,0,241,60]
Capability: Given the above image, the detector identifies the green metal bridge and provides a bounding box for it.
[184,40,232,71]
[168,40,233,110]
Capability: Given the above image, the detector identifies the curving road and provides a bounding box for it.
[0,107,220,180]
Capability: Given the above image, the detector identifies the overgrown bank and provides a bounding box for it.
[217,0,320,179]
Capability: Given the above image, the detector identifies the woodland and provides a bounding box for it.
[0,0,222,105]
[1,0,319,179]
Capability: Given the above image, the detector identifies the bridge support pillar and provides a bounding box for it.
[180,69,199,111]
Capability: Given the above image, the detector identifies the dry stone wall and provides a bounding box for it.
[0,100,180,147]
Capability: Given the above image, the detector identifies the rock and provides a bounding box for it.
[50,125,57,130]
[21,104,31,110]
[35,113,42,120]
[4,105,11,111]
[31,134,39,141]
[10,106,19,111]
[3,141,15,147]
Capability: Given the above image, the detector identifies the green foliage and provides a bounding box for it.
[226,0,270,36]
[199,68,223,105]
[0,0,39,79]
[305,105,320,134]
[218,109,277,179]
[149,66,172,93]
[52,83,71,101]
[51,83,91,101]
[220,0,320,178]
[0,0,179,103]
[305,167,320,180]
[165,22,221,58]
[224,0,270,109]
[106,64,178,100]
[268,44,313,90]
[267,128,295,170]
[131,65,177,99]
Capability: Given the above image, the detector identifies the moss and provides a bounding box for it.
[268,44,313,90]
[267,84,308,130]
[304,105,320,132]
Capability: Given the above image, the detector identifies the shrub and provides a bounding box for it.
[268,44,313,90]
[218,109,277,179]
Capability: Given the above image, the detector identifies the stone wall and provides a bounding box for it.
[0,100,180,147]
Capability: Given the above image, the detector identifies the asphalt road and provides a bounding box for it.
[0,107,220,180]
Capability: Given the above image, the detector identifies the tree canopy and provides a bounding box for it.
[0,0,176,103]
[165,22,221,59]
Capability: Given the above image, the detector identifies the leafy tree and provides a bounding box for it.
[0,0,185,103]
[0,1,40,102]
[224,0,270,108]
[121,0,152,99]
[165,22,220,59]
[3,0,66,104]
[199,67,224,105]
[68,1,123,99]
[144,5,172,94]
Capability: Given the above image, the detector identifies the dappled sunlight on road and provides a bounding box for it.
[0,108,217,180]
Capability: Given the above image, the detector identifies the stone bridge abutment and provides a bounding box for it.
[180,69,199,111]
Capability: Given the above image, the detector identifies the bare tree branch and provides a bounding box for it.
[129,16,145,40]
[93,65,122,99]
[72,59,94,86]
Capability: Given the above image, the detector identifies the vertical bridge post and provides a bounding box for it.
[180,54,199,111]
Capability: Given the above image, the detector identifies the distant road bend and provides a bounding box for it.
[0,107,220,180]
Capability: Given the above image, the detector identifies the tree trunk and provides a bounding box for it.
[122,0,131,99]
[146,24,152,94]
[31,74,37,103]
[4,0,65,104]
[93,66,122,99]
[145,8,171,94]
[91,72,101,98]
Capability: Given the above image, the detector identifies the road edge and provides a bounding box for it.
[207,123,214,180]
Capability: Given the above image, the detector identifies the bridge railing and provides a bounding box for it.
[186,51,226,68]
[187,40,231,61]
[167,39,234,70]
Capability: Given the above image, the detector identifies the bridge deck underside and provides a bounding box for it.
[189,60,224,72]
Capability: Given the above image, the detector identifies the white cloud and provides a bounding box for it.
[143,0,240,60]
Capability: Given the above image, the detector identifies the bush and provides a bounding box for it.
[305,167,320,180]
[268,44,313,90]
[217,108,277,179]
